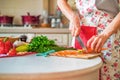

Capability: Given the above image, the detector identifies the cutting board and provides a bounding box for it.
[51,50,101,59]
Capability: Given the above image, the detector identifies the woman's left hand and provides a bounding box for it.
[87,33,109,52]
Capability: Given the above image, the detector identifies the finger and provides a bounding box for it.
[69,23,74,36]
[95,38,102,52]
[87,35,95,48]
[69,22,73,30]
[69,24,72,31]
[98,42,104,52]
[71,30,74,36]
[90,36,99,51]
[74,27,80,36]
[72,27,76,36]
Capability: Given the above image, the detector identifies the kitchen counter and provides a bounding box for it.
[0,54,103,80]
[0,27,70,34]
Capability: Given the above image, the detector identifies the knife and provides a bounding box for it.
[76,36,87,51]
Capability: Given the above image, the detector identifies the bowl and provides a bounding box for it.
[0,16,14,25]
[0,37,19,43]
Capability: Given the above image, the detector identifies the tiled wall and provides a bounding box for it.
[0,0,43,25]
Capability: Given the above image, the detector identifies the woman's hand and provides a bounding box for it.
[87,33,109,52]
[69,13,81,36]
[57,0,81,36]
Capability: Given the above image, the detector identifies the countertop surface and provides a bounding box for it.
[0,54,102,74]
[0,27,70,34]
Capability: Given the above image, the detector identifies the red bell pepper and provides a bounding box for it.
[0,38,13,54]
[0,40,5,54]
[4,40,13,53]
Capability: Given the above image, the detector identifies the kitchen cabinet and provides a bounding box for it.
[43,0,57,15]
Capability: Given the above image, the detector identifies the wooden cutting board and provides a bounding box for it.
[50,50,101,59]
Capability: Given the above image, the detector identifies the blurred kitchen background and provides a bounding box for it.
[0,0,76,46]
[0,0,76,28]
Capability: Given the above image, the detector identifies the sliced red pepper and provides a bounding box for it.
[4,40,13,53]
[7,48,17,56]
[0,37,13,54]
[0,40,5,54]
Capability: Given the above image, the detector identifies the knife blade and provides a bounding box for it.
[76,36,87,51]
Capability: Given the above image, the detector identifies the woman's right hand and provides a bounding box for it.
[69,13,81,36]
[57,0,81,36]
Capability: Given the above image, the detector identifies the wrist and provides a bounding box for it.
[101,31,113,39]
[70,12,80,21]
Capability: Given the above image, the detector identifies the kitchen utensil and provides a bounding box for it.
[21,12,40,25]
[0,37,19,43]
[36,50,55,57]
[0,16,14,25]
[76,36,87,51]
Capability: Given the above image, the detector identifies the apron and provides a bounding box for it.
[74,0,120,80]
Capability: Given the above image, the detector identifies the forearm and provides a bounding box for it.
[102,12,120,37]
[57,0,75,20]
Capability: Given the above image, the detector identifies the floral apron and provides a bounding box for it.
[75,0,120,80]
